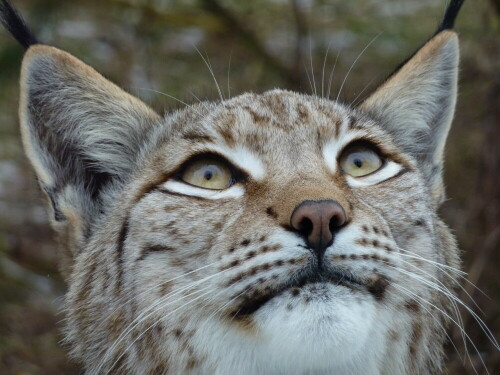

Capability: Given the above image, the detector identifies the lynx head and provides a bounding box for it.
[1,0,470,374]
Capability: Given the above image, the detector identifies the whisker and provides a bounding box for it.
[353,195,480,311]
[355,194,488,307]
[189,92,212,112]
[303,60,314,95]
[192,45,224,101]
[96,282,212,374]
[394,282,464,363]
[93,260,222,323]
[388,255,471,354]
[327,45,342,100]
[309,35,317,96]
[336,32,382,103]
[204,287,247,323]
[96,263,240,373]
[395,251,485,315]
[227,51,233,100]
[393,283,486,375]
[386,263,498,350]
[132,87,200,114]
[393,284,469,369]
[351,75,378,106]
[104,286,216,375]
[396,248,466,275]
[321,42,332,98]
[396,247,489,300]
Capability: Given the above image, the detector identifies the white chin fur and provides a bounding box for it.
[254,285,377,369]
[194,284,385,375]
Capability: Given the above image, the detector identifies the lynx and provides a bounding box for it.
[1,0,492,374]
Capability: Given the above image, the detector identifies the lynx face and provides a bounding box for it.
[1,0,473,374]
[103,91,447,374]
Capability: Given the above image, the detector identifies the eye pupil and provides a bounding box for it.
[353,159,363,168]
[204,170,213,180]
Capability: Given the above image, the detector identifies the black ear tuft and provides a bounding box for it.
[0,0,38,49]
[435,0,465,34]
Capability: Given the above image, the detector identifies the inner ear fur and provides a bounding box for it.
[19,45,160,269]
[360,31,459,206]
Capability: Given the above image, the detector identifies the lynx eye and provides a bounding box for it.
[181,158,233,190]
[339,145,383,177]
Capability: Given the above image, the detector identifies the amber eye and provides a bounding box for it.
[339,145,383,177]
[181,158,234,190]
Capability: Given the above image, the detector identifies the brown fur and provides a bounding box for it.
[14,20,467,375]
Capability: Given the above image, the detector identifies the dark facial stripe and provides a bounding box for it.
[137,244,176,262]
[132,172,170,204]
[115,216,129,293]
[266,206,278,219]
[409,320,423,358]
[365,274,390,300]
[334,117,341,139]
[347,116,364,131]
[182,132,215,143]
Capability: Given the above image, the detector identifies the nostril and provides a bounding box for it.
[329,214,344,232]
[298,217,313,236]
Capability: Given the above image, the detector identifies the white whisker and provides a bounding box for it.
[388,255,471,354]
[189,91,212,112]
[386,263,498,350]
[327,44,342,100]
[394,250,485,315]
[193,45,224,101]
[393,283,486,375]
[95,263,240,373]
[309,35,317,96]
[227,51,233,100]
[105,287,216,374]
[132,87,200,114]
[303,60,314,95]
[92,260,222,324]
[394,284,469,366]
[351,75,378,106]
[336,32,382,103]
[321,42,331,98]
[396,247,490,301]
[394,283,463,363]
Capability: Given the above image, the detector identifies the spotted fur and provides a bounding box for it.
[1,0,478,374]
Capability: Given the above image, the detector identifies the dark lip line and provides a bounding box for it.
[230,270,365,319]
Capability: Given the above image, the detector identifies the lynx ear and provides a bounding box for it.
[360,31,459,205]
[19,45,160,252]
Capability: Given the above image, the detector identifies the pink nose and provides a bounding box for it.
[290,200,347,259]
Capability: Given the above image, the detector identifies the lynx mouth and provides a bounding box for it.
[230,270,366,319]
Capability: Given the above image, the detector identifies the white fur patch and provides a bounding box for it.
[255,287,378,368]
[161,180,245,199]
[322,129,367,174]
[208,145,266,180]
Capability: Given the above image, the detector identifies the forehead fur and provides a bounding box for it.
[153,89,405,171]
[173,89,350,136]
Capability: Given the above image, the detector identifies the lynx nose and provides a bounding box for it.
[290,200,347,260]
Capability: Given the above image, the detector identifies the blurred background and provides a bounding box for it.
[0,0,498,373]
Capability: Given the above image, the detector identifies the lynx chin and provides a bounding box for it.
[1,0,494,374]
